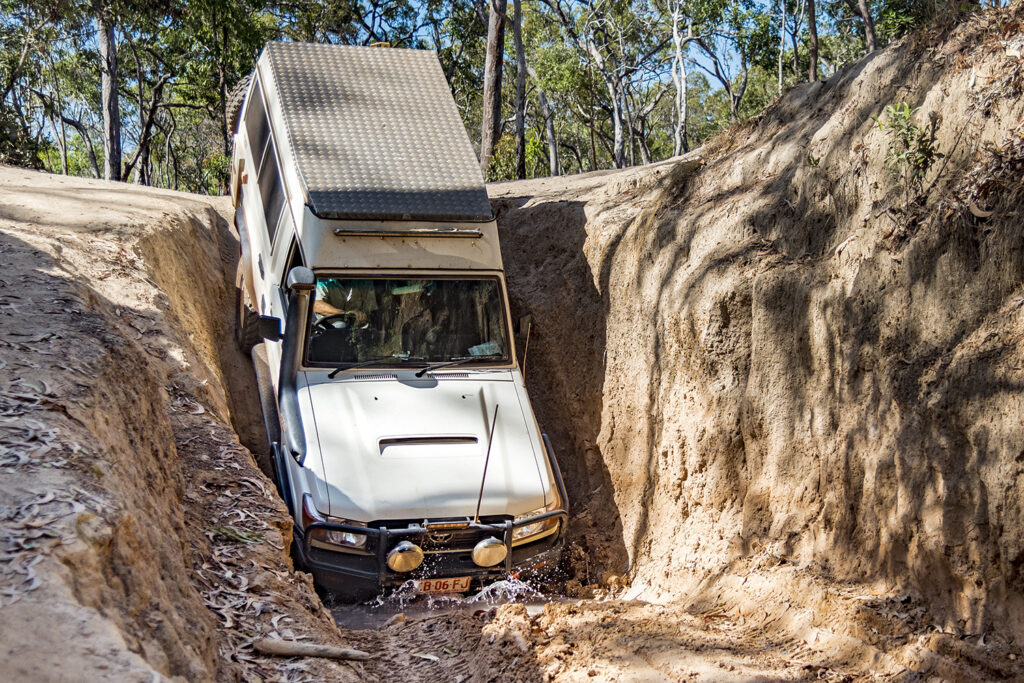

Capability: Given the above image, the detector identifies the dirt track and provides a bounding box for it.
[0,165,853,683]
[3,5,1024,682]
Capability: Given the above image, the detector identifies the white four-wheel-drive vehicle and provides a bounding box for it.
[228,42,567,600]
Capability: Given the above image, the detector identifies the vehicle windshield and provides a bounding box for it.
[306,277,510,366]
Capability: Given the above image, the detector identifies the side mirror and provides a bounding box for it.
[286,266,316,292]
[516,312,533,336]
[258,315,283,342]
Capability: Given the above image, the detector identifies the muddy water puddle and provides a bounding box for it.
[329,577,572,630]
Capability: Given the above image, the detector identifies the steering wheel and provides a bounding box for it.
[314,312,357,331]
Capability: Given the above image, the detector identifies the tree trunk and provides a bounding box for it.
[540,91,559,175]
[731,59,749,122]
[97,9,121,182]
[217,23,229,157]
[43,53,69,174]
[45,114,67,174]
[512,0,526,180]
[122,74,170,184]
[623,91,635,166]
[791,0,805,76]
[671,5,689,156]
[807,0,818,82]
[857,0,877,52]
[587,65,597,171]
[62,115,100,178]
[636,126,651,165]
[606,76,626,168]
[563,142,582,172]
[139,143,151,185]
[479,0,507,176]
[529,65,559,175]
[778,0,786,93]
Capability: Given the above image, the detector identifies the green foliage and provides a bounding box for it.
[739,5,781,74]
[485,131,550,181]
[486,134,517,182]
[683,72,728,144]
[0,108,46,168]
[0,0,958,192]
[876,0,937,44]
[736,65,777,120]
[874,102,942,200]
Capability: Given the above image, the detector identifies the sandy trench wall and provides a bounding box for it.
[0,201,223,678]
[0,170,352,682]
[0,167,577,683]
[496,7,1024,641]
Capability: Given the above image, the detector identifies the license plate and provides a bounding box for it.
[415,576,472,594]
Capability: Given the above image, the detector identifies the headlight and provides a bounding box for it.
[310,522,367,550]
[512,496,562,544]
[302,494,367,551]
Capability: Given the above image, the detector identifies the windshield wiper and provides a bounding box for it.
[327,354,424,379]
[414,354,505,378]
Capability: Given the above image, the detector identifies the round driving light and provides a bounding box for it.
[386,541,424,572]
[471,537,507,567]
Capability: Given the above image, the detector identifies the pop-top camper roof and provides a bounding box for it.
[260,42,492,223]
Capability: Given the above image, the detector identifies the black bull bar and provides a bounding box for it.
[302,509,568,586]
[301,434,570,588]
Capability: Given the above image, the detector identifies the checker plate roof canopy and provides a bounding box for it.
[262,42,492,223]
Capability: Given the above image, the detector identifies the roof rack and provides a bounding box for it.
[332,227,483,238]
[262,42,493,223]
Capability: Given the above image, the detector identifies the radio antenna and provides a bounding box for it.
[473,404,500,524]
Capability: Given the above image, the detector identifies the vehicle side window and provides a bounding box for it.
[245,82,270,172]
[245,78,286,244]
[284,238,304,274]
[258,143,286,241]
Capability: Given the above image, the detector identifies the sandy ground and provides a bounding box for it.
[0,163,861,683]
[0,167,359,681]
[2,5,1024,682]
[489,5,1024,680]
[0,166,958,683]
[0,165,838,683]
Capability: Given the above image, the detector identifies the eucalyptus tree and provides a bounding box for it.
[852,0,876,51]
[656,0,726,154]
[692,0,775,122]
[526,7,592,172]
[512,0,527,179]
[479,0,507,173]
[527,64,560,175]
[2,0,951,188]
[423,0,488,136]
[1,0,84,169]
[539,0,669,168]
[269,0,424,45]
[668,0,693,154]
[35,24,100,176]
[95,1,120,179]
[807,0,818,81]
[176,0,274,160]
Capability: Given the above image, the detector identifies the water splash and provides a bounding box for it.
[466,577,546,605]
[330,575,560,630]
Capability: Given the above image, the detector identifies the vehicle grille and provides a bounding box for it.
[368,517,509,555]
